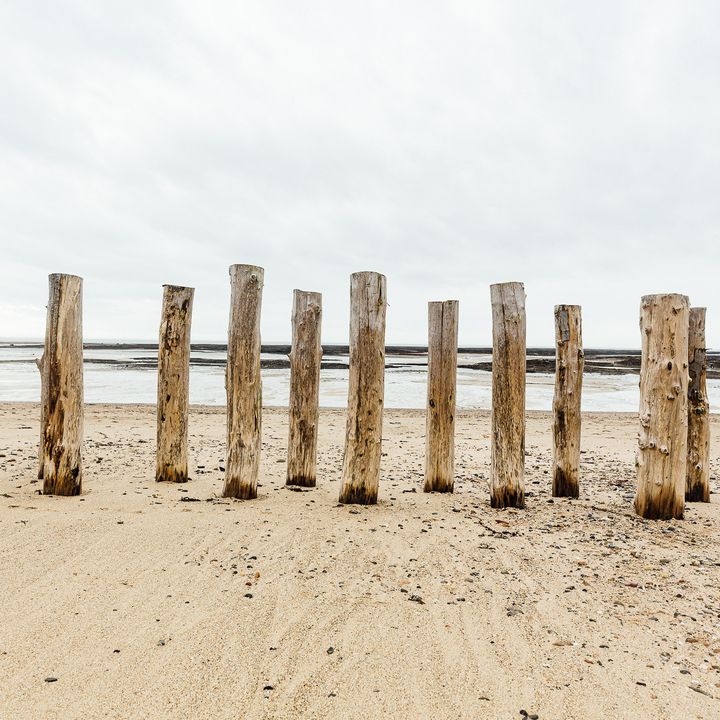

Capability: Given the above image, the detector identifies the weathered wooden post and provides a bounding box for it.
[339,271,387,504]
[686,307,710,502]
[424,300,459,493]
[37,273,84,495]
[635,293,689,520]
[223,264,264,499]
[286,290,322,487]
[552,304,584,498]
[156,285,194,483]
[490,282,526,509]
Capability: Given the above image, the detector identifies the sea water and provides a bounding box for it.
[2,342,718,412]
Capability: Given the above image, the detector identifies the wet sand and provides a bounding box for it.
[1,404,718,719]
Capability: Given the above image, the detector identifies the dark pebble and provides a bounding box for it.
[44,677,58,683]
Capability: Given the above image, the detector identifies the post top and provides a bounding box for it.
[554,304,581,311]
[640,293,689,305]
[351,270,386,280]
[428,299,459,306]
[48,273,83,282]
[229,263,264,274]
[293,289,322,298]
[163,284,195,292]
[490,281,524,289]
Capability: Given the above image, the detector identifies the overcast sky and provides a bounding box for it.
[1,1,718,347]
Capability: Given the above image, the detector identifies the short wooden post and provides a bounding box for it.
[490,281,526,509]
[38,273,84,495]
[156,284,194,483]
[223,264,264,499]
[286,290,322,487]
[686,307,710,502]
[424,300,459,493]
[552,305,584,498]
[635,293,689,520]
[339,271,387,504]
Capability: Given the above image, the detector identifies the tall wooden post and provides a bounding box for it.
[286,290,322,487]
[156,284,194,483]
[686,307,710,502]
[635,293,689,520]
[424,300,459,493]
[38,273,84,496]
[223,264,264,499]
[490,281,526,509]
[339,271,387,504]
[552,305,584,498]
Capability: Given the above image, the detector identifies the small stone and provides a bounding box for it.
[327,647,335,655]
[44,677,58,683]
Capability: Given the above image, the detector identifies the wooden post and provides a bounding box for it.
[223,264,264,499]
[339,271,387,504]
[424,300,459,493]
[552,305,584,498]
[686,307,710,502]
[38,273,84,495]
[635,293,689,520]
[490,282,526,509]
[286,290,322,487]
[156,284,194,483]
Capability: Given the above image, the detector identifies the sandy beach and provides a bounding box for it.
[1,403,718,719]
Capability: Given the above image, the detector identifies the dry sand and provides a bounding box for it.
[1,403,719,719]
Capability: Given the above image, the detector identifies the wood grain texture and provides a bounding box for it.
[635,293,689,520]
[38,273,84,496]
[156,285,194,483]
[686,307,710,502]
[552,305,584,498]
[424,300,458,493]
[223,264,264,500]
[490,282,526,509]
[339,271,387,504]
[286,290,322,487]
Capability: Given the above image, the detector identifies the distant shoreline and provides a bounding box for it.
[2,342,719,377]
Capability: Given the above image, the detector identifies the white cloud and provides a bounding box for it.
[1,0,718,346]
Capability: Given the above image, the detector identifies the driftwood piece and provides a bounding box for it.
[156,285,194,483]
[552,305,584,498]
[339,271,387,504]
[424,300,458,493]
[38,273,84,495]
[686,307,710,502]
[223,264,264,499]
[287,290,322,487]
[490,282,526,509]
[635,293,689,520]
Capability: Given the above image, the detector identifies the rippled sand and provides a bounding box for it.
[1,404,718,719]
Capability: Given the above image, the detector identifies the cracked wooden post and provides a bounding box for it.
[635,293,689,520]
[490,282,526,509]
[223,264,264,499]
[286,290,322,487]
[424,300,459,493]
[38,273,84,495]
[156,285,194,483]
[686,307,710,502]
[552,305,584,498]
[339,271,386,504]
